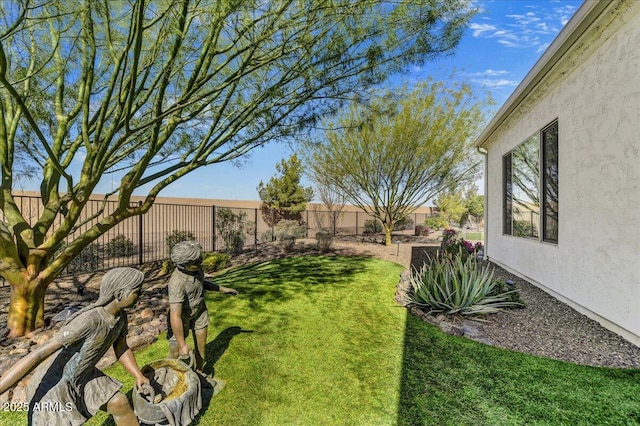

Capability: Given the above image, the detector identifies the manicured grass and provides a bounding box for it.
[464,231,484,241]
[90,255,407,425]
[399,314,640,425]
[5,255,639,425]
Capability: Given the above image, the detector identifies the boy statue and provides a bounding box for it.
[167,241,238,389]
[0,267,152,426]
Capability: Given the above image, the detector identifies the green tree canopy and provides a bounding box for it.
[0,0,474,336]
[258,153,313,227]
[436,189,466,227]
[463,185,484,229]
[303,80,488,245]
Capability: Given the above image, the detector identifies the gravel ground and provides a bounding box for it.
[407,244,640,369]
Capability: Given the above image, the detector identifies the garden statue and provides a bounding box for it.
[0,267,153,426]
[167,241,238,392]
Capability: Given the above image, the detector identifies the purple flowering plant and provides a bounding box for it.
[440,228,483,261]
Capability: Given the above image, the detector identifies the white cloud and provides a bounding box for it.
[556,4,579,25]
[468,69,509,77]
[465,69,519,89]
[471,2,579,50]
[537,42,551,54]
[478,78,520,88]
[469,23,497,37]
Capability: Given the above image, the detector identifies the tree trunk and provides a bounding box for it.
[7,278,46,338]
[384,224,393,246]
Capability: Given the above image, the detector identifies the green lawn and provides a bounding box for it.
[4,255,639,425]
[464,231,484,241]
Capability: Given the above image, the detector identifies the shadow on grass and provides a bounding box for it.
[202,326,253,377]
[211,255,371,311]
[193,326,253,425]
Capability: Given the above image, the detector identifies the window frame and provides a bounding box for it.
[503,119,558,244]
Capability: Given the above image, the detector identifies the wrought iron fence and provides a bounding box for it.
[2,195,437,275]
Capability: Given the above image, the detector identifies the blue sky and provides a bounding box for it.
[101,0,582,202]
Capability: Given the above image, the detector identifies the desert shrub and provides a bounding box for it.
[363,218,382,235]
[166,230,195,254]
[489,278,526,306]
[221,229,245,254]
[405,252,523,317]
[60,242,101,274]
[202,252,231,273]
[274,220,306,252]
[315,230,333,253]
[280,235,296,252]
[216,208,247,254]
[105,234,135,257]
[424,216,448,230]
[274,219,306,240]
[394,216,414,231]
[414,225,432,236]
[260,230,276,243]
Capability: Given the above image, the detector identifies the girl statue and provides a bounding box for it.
[0,267,153,426]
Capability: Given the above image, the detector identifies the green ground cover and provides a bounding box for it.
[4,255,639,425]
[463,231,484,241]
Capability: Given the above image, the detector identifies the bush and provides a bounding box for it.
[414,225,432,236]
[202,252,231,273]
[221,229,245,254]
[274,220,306,240]
[424,216,448,230]
[274,220,306,253]
[166,230,195,254]
[105,234,135,257]
[394,216,414,231]
[440,228,482,262]
[315,230,333,253]
[61,243,101,274]
[363,219,382,235]
[216,208,247,254]
[405,252,523,317]
[260,230,276,243]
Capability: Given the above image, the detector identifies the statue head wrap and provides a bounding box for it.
[64,267,145,325]
[170,241,203,267]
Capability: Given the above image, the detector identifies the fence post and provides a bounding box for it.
[306,210,309,238]
[254,208,258,251]
[138,201,143,265]
[212,205,216,251]
[355,212,359,236]
[271,211,275,242]
[332,211,336,236]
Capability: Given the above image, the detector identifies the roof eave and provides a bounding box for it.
[474,0,612,149]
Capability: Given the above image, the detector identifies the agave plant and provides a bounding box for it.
[406,251,523,317]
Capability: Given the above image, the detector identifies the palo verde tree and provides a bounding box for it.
[257,153,313,227]
[0,0,474,337]
[307,168,348,234]
[303,80,489,246]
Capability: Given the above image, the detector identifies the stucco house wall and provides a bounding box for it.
[476,0,640,345]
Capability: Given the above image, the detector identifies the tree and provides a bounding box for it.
[307,167,348,235]
[436,190,466,227]
[464,186,484,229]
[0,0,474,337]
[257,154,313,227]
[303,80,488,246]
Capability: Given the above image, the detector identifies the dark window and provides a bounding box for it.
[503,154,512,235]
[503,119,558,244]
[542,121,559,243]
